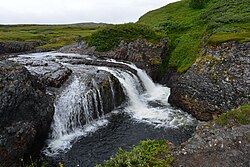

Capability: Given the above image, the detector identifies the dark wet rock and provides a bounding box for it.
[0,41,43,55]
[159,68,180,87]
[171,122,250,167]
[168,42,250,121]
[59,38,168,81]
[65,59,137,75]
[0,61,54,166]
[94,72,125,115]
[9,57,72,88]
[75,67,125,118]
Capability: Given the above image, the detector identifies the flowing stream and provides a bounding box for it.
[10,52,197,166]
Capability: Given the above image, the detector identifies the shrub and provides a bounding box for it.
[214,104,250,126]
[189,0,209,9]
[96,140,174,167]
[88,23,163,52]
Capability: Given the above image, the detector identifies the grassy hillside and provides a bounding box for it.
[138,0,250,73]
[0,24,103,50]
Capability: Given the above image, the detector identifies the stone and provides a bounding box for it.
[59,38,168,81]
[0,41,43,55]
[9,57,72,88]
[171,122,250,167]
[0,61,54,166]
[168,42,250,120]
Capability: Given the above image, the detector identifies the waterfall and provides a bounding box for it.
[43,76,108,156]
[97,67,193,127]
[10,52,196,160]
[108,76,115,108]
[106,59,170,103]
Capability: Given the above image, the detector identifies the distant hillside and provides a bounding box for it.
[0,24,104,50]
[138,0,250,73]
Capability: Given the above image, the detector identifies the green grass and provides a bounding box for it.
[0,24,102,50]
[214,104,250,126]
[96,140,174,167]
[138,0,250,73]
[87,23,164,52]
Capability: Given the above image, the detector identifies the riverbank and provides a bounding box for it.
[99,104,250,167]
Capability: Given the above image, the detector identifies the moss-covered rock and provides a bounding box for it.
[168,41,250,121]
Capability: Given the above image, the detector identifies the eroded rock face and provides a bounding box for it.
[10,57,72,88]
[59,38,168,81]
[0,61,54,166]
[171,122,250,167]
[9,52,126,129]
[168,42,250,120]
[0,41,42,55]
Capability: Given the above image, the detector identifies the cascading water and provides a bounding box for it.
[44,76,109,156]
[97,66,193,127]
[10,52,196,166]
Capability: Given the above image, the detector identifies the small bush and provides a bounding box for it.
[189,0,209,9]
[214,104,250,126]
[96,140,174,167]
[88,23,163,52]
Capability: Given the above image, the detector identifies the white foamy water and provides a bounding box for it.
[43,77,109,156]
[97,66,194,128]
[11,52,195,157]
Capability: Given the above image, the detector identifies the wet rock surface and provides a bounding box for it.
[0,41,42,55]
[59,38,168,81]
[10,57,72,88]
[0,61,54,166]
[10,52,126,125]
[168,42,250,120]
[171,122,250,167]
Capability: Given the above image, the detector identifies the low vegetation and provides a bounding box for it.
[214,104,250,126]
[0,24,103,50]
[87,23,164,52]
[96,140,174,167]
[138,0,250,73]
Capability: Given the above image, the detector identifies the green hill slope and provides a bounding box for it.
[138,0,250,73]
[0,24,102,50]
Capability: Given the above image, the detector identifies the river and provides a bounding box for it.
[10,52,197,167]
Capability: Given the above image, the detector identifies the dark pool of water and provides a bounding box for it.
[43,111,196,167]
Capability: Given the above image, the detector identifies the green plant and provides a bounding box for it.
[20,156,47,167]
[96,140,174,167]
[88,23,163,52]
[0,24,102,50]
[189,0,210,9]
[214,104,250,126]
[138,0,250,73]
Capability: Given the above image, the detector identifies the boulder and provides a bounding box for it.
[171,122,250,167]
[9,57,72,88]
[59,38,168,81]
[168,42,250,120]
[0,61,54,166]
[0,41,42,55]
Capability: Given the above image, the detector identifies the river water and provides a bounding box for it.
[11,52,197,167]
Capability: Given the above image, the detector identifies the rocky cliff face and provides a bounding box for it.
[9,53,126,128]
[0,42,42,55]
[168,42,250,121]
[59,38,168,81]
[171,121,250,167]
[0,61,54,166]
[10,57,72,88]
